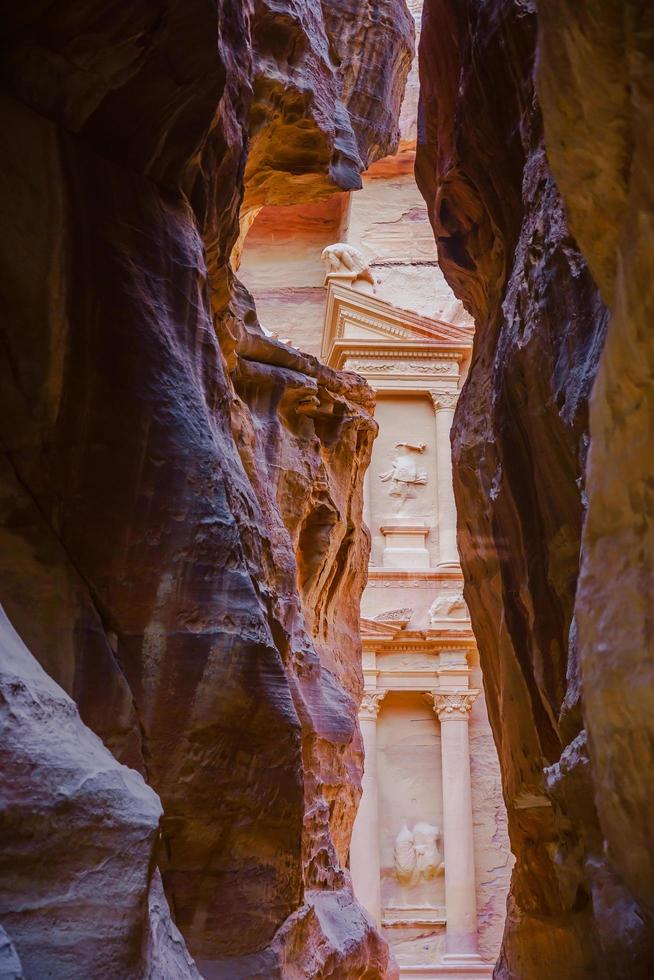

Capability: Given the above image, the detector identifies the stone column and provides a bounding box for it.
[350,690,386,924]
[430,390,460,567]
[430,690,482,963]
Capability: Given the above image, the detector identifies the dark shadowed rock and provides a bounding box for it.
[0,0,411,975]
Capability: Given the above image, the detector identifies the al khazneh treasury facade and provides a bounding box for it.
[238,6,512,975]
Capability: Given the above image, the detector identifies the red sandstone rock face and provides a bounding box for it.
[417,1,653,977]
[0,1,411,975]
[244,0,413,208]
[0,605,200,980]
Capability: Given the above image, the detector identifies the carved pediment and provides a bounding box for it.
[373,607,413,627]
[322,282,473,359]
[322,281,473,365]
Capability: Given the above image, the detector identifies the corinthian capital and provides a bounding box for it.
[429,390,459,412]
[359,690,387,719]
[428,690,478,720]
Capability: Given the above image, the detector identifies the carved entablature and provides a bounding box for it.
[427,690,479,719]
[360,690,387,719]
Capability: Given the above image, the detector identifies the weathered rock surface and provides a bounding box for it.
[0,1,411,975]
[535,5,654,959]
[0,604,200,980]
[244,0,413,208]
[417,1,653,976]
[0,925,23,980]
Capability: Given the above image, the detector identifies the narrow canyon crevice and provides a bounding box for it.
[416,1,654,976]
[1,1,652,978]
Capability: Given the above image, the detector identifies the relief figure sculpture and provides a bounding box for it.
[379,442,427,511]
[394,820,443,889]
[321,242,376,293]
[428,588,467,623]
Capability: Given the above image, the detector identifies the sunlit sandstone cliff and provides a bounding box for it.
[417,1,654,977]
[0,2,413,977]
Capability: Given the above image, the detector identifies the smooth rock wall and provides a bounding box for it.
[535,5,654,958]
[417,1,653,976]
[0,604,199,980]
[0,1,412,975]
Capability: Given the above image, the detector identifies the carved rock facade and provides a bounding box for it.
[0,1,412,976]
[417,1,654,977]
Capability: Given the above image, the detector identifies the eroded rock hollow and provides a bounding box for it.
[0,2,413,977]
[417,1,654,977]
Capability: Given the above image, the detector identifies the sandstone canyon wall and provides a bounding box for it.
[0,2,413,977]
[417,1,653,977]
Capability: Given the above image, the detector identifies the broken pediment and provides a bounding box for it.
[322,280,473,364]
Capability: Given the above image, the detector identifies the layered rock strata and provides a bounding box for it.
[0,1,412,975]
[417,1,653,976]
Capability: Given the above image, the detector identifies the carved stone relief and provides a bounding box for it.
[394,820,444,886]
[428,589,467,623]
[322,243,376,293]
[379,442,427,509]
[373,607,413,625]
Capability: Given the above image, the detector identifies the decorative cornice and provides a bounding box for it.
[341,346,462,361]
[361,636,475,654]
[427,690,479,719]
[364,641,438,653]
[359,690,387,719]
[334,341,464,362]
[430,390,459,411]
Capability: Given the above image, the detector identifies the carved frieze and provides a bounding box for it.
[344,358,458,376]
